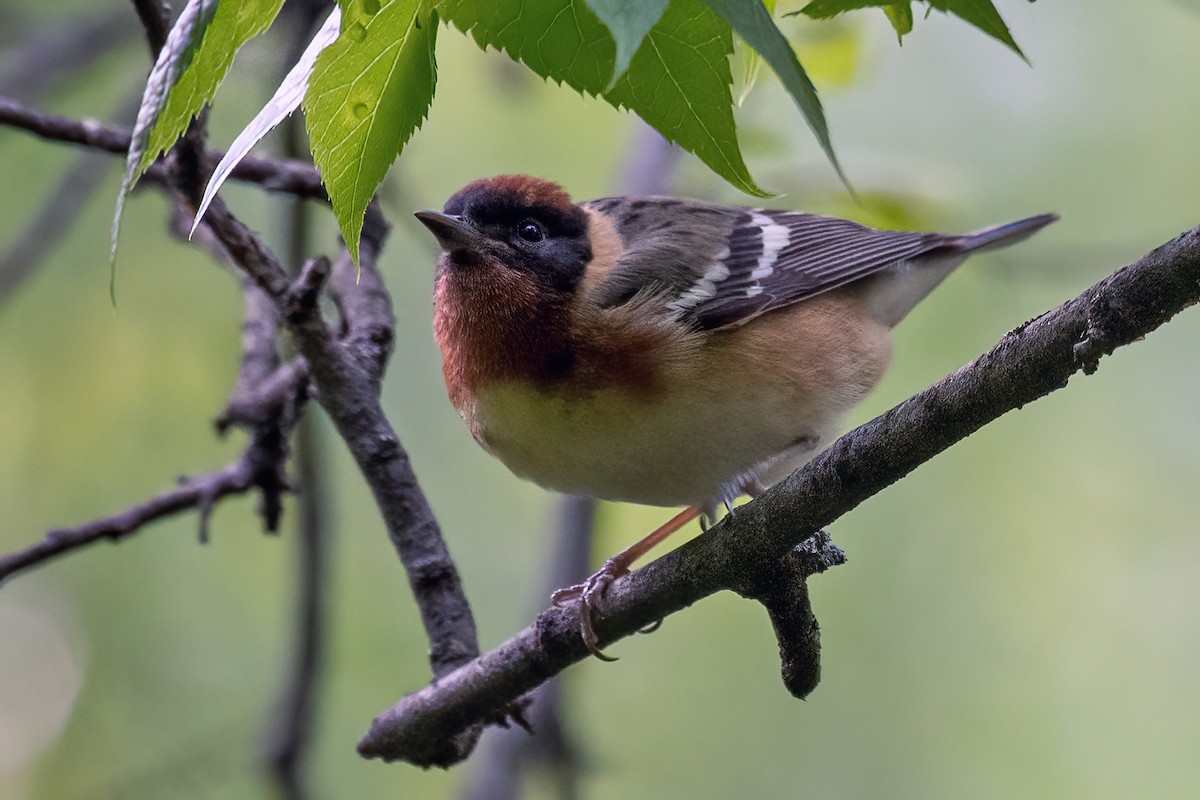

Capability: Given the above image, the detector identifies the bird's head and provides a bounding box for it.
[415,175,592,294]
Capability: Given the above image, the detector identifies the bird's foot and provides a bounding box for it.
[551,558,629,661]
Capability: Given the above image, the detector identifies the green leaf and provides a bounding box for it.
[142,0,286,177]
[194,9,342,233]
[737,0,776,105]
[440,0,767,197]
[882,3,913,42]
[800,0,1024,60]
[304,0,438,263]
[800,0,892,16]
[112,0,219,297]
[700,0,847,189]
[585,0,669,86]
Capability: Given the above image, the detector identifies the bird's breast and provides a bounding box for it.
[436,273,894,507]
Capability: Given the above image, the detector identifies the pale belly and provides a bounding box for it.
[470,379,840,507]
[455,291,894,507]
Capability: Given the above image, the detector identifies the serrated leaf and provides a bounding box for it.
[584,0,669,86]
[801,0,1023,59]
[193,8,342,233]
[701,0,847,189]
[143,0,286,177]
[883,3,913,41]
[737,0,776,106]
[304,0,437,263]
[800,0,893,17]
[111,0,218,296]
[440,0,766,197]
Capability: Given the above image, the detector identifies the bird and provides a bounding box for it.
[415,174,1056,657]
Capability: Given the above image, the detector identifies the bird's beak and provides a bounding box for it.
[414,210,483,251]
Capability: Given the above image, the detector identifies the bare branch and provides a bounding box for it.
[128,0,169,56]
[167,114,482,762]
[326,204,394,375]
[737,533,846,699]
[0,350,308,582]
[198,198,295,296]
[288,225,482,679]
[356,225,1200,764]
[0,464,248,582]
[0,97,327,201]
[218,281,285,431]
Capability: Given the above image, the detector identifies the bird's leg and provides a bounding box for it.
[551,505,701,658]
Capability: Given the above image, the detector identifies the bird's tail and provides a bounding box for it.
[956,213,1059,254]
[864,212,1058,327]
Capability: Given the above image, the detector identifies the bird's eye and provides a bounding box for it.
[517,220,545,243]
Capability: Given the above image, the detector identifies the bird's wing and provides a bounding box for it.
[586,198,956,330]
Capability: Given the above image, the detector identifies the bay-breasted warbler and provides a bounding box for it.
[417,174,1056,655]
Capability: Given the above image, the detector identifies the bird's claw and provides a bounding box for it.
[551,559,626,661]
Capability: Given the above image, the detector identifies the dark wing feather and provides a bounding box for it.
[583,197,742,309]
[692,211,953,329]
[586,198,957,330]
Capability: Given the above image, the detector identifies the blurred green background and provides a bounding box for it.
[3,1,1200,798]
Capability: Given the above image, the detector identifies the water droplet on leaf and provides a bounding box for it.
[351,102,370,119]
[362,0,381,14]
[346,22,367,42]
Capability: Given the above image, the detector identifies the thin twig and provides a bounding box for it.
[165,112,483,764]
[0,97,327,201]
[740,533,846,699]
[217,279,285,431]
[305,220,482,679]
[0,349,308,581]
[128,0,169,56]
[1,461,250,583]
[356,224,1200,764]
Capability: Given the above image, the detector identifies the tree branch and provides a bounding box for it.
[738,532,846,699]
[128,0,169,56]
[169,123,482,764]
[356,225,1200,765]
[0,96,327,201]
[0,177,308,578]
[285,223,482,683]
[0,462,249,582]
